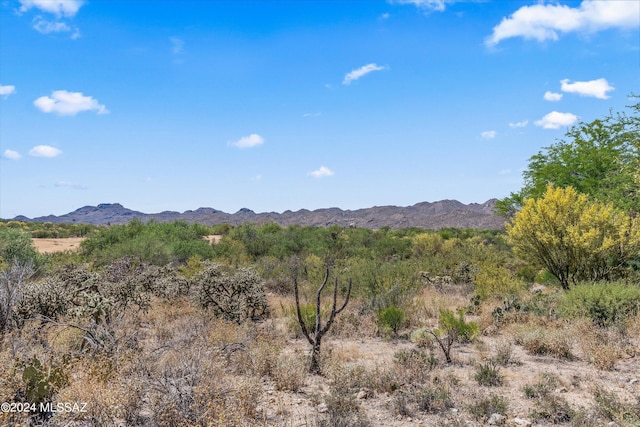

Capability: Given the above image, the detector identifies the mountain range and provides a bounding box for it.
[12,199,505,230]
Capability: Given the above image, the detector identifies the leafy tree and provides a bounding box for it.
[497,98,640,216]
[506,185,640,289]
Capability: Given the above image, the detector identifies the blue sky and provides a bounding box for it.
[1,0,638,219]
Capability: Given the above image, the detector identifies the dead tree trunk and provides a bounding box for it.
[293,265,352,375]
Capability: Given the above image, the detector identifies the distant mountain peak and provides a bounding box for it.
[11,199,505,229]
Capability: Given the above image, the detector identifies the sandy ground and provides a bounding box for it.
[32,235,223,254]
[32,237,85,253]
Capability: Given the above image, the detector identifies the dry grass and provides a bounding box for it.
[509,323,574,360]
[2,286,640,426]
[571,319,626,371]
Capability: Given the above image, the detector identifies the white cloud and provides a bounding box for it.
[544,91,563,102]
[509,120,528,128]
[487,0,640,46]
[19,0,84,17]
[29,145,62,158]
[343,63,386,85]
[33,18,71,34]
[0,85,16,97]
[535,111,579,129]
[308,166,334,178]
[499,169,512,175]
[34,90,109,116]
[390,0,447,12]
[560,78,614,99]
[54,180,87,190]
[303,112,322,117]
[3,149,21,160]
[170,37,184,54]
[229,133,265,149]
[481,130,496,140]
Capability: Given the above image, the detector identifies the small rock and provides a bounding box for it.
[607,422,618,427]
[356,390,368,400]
[512,418,532,426]
[530,284,546,294]
[317,403,328,413]
[488,413,505,425]
[556,387,568,393]
[629,378,638,385]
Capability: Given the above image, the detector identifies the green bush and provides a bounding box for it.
[80,220,214,266]
[377,306,405,336]
[560,282,640,327]
[474,361,503,387]
[474,264,524,300]
[0,228,43,268]
[439,308,479,344]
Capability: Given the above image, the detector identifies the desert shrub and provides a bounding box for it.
[271,353,307,392]
[453,261,479,284]
[0,227,43,268]
[529,395,575,424]
[393,381,453,416]
[409,328,434,348]
[441,308,479,343]
[474,264,525,300]
[52,355,145,426]
[490,340,517,366]
[523,372,559,399]
[193,263,269,323]
[320,386,371,427]
[178,255,205,279]
[535,269,561,285]
[81,219,214,266]
[429,308,479,363]
[560,282,640,327]
[331,308,378,338]
[393,348,437,384]
[593,387,640,425]
[474,361,503,386]
[412,233,444,258]
[467,394,509,421]
[326,363,375,395]
[573,320,624,370]
[377,305,405,336]
[524,374,575,424]
[249,340,281,378]
[415,383,454,413]
[512,324,574,359]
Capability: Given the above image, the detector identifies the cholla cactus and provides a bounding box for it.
[0,259,35,331]
[193,263,269,323]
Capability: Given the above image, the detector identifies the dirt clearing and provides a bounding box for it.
[32,237,85,253]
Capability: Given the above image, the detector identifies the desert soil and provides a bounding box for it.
[32,235,223,254]
[32,237,85,253]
